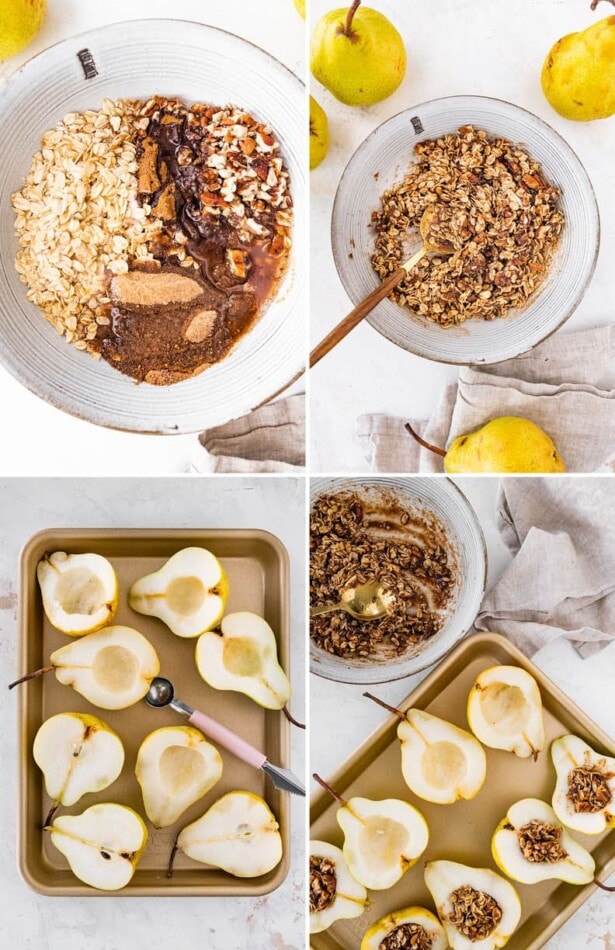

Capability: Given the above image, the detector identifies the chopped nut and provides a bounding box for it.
[568,766,613,814]
[184,309,217,343]
[518,819,568,863]
[310,856,337,914]
[448,885,502,941]
[379,924,432,950]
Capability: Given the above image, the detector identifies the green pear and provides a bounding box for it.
[310,1,406,106]
[467,665,546,759]
[310,96,329,170]
[310,840,368,934]
[407,416,566,473]
[361,907,447,950]
[542,12,615,121]
[0,0,46,62]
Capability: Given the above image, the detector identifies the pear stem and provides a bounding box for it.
[44,802,59,827]
[8,666,54,689]
[167,837,179,879]
[363,691,406,720]
[404,422,446,458]
[343,0,361,36]
[313,773,348,807]
[594,878,615,892]
[590,0,615,10]
[282,705,306,730]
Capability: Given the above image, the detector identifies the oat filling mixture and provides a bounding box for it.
[517,819,568,864]
[447,885,503,942]
[567,764,613,814]
[371,125,564,327]
[309,855,337,913]
[12,96,292,384]
[310,489,458,661]
[378,923,433,950]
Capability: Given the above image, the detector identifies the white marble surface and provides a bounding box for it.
[0,0,305,475]
[309,0,615,472]
[0,476,306,949]
[310,477,615,949]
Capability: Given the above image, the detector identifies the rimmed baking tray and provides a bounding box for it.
[17,528,291,897]
[310,632,615,949]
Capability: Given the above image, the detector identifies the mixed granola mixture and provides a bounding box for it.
[567,765,613,814]
[517,819,568,863]
[371,126,564,327]
[448,885,503,941]
[12,96,292,383]
[310,489,458,660]
[379,923,433,950]
[310,855,337,913]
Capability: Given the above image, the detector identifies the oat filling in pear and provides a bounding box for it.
[361,906,448,950]
[551,734,615,834]
[309,840,368,934]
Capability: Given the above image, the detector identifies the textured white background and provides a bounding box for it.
[0,0,305,475]
[0,476,306,949]
[311,477,615,950]
[309,0,615,472]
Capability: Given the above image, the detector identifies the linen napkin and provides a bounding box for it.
[475,478,615,658]
[357,326,615,473]
[189,393,305,473]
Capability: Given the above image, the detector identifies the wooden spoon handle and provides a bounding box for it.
[310,266,406,368]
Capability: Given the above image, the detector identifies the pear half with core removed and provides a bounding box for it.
[492,797,594,885]
[310,840,368,934]
[467,665,546,758]
[196,612,290,709]
[361,906,447,950]
[425,860,521,950]
[47,803,147,890]
[129,547,228,638]
[136,726,223,828]
[552,734,615,835]
[33,713,124,819]
[176,791,282,878]
[37,552,118,635]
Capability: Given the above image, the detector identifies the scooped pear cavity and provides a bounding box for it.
[37,551,118,635]
[176,791,282,878]
[136,726,223,828]
[33,713,124,813]
[129,547,228,638]
[46,626,159,709]
[492,797,595,885]
[425,860,521,950]
[48,802,147,890]
[396,707,486,804]
[310,839,368,934]
[551,734,615,834]
[195,611,291,710]
[361,906,447,950]
[467,665,546,758]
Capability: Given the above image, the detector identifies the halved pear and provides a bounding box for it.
[37,552,118,635]
[310,840,368,934]
[337,796,429,891]
[44,625,159,709]
[467,665,546,758]
[33,712,124,816]
[492,797,594,885]
[135,726,223,828]
[425,860,521,950]
[552,735,615,835]
[176,791,282,877]
[129,547,228,638]
[397,708,486,804]
[361,906,447,950]
[48,802,147,890]
[195,612,291,710]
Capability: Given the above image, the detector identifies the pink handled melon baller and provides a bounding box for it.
[145,676,305,797]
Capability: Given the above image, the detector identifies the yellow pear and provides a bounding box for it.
[293,0,305,18]
[310,1,406,106]
[361,907,447,950]
[310,96,329,170]
[541,13,615,121]
[310,840,368,933]
[0,0,46,62]
[406,417,566,473]
[467,666,546,759]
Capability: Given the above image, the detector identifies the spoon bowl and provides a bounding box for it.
[311,581,394,622]
[145,676,175,708]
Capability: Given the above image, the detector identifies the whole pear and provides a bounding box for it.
[310,96,330,169]
[541,12,615,120]
[0,0,46,62]
[310,1,406,106]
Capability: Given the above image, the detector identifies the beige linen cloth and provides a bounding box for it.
[358,326,615,473]
[475,477,615,658]
[189,394,305,473]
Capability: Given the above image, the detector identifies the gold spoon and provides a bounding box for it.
[310,582,395,622]
[310,206,455,368]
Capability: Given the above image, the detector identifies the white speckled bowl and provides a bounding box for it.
[309,476,487,685]
[331,96,599,365]
[0,20,306,433]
